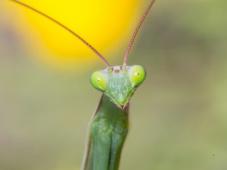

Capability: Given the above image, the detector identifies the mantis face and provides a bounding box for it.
[91,65,146,108]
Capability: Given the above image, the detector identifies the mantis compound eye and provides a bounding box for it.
[129,65,146,87]
[90,71,107,91]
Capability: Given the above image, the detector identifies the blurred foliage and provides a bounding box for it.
[0,0,227,170]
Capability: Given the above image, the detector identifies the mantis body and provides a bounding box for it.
[9,0,156,170]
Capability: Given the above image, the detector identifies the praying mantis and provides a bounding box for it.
[9,0,156,170]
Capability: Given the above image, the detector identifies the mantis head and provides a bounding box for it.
[90,65,146,108]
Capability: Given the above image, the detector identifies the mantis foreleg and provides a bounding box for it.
[83,95,129,170]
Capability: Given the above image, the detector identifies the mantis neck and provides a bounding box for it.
[83,94,129,170]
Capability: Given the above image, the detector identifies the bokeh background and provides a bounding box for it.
[0,0,227,170]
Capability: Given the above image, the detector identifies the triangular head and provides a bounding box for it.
[90,65,146,108]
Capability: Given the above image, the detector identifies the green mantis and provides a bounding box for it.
[9,0,156,170]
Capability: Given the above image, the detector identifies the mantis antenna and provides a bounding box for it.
[123,0,156,65]
[9,0,111,67]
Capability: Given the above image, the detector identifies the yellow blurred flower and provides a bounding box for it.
[5,0,143,69]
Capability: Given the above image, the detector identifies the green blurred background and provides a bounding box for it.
[1,0,227,170]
